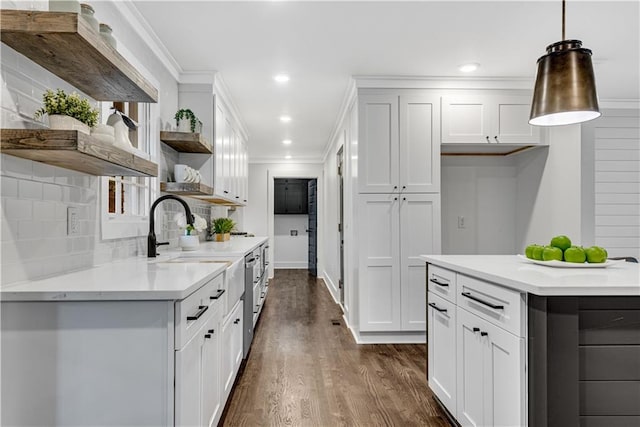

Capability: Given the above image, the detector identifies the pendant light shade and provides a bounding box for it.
[529,0,601,126]
[529,40,600,126]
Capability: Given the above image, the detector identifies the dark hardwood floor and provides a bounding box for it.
[221,269,450,426]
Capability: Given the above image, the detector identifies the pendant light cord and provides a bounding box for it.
[562,0,566,40]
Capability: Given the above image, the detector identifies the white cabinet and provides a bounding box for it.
[441,93,540,145]
[456,307,524,427]
[175,312,221,427]
[427,292,457,414]
[359,193,441,331]
[221,299,244,401]
[358,91,440,193]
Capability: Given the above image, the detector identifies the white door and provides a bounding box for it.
[399,93,440,193]
[175,326,204,427]
[456,308,486,427]
[493,94,540,144]
[201,315,222,427]
[427,292,457,415]
[482,318,525,427]
[441,95,492,144]
[358,193,401,331]
[400,194,441,330]
[358,93,399,193]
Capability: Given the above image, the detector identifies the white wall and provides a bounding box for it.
[0,1,214,284]
[274,215,308,268]
[441,156,517,254]
[516,125,582,250]
[245,162,324,278]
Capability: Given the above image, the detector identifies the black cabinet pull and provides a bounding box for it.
[210,289,225,300]
[187,305,208,321]
[204,334,211,339]
[428,302,447,313]
[461,292,504,310]
[234,318,240,324]
[494,136,499,143]
[486,136,491,143]
[430,277,449,287]
[480,331,488,337]
[224,190,229,194]
[208,329,215,334]
[473,327,480,332]
[253,310,259,314]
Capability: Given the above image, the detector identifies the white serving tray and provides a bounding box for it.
[517,254,622,268]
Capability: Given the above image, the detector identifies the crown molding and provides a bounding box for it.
[249,158,324,165]
[116,0,183,82]
[354,75,535,90]
[322,78,357,164]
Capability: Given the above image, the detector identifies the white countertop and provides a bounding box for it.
[0,236,268,302]
[420,255,640,296]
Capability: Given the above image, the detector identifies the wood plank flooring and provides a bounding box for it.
[221,269,450,427]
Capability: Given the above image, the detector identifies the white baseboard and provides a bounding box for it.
[321,270,340,303]
[352,330,426,344]
[274,262,308,269]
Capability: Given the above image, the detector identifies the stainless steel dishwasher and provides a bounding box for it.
[242,253,257,359]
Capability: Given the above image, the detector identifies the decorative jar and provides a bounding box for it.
[80,3,99,32]
[179,235,200,251]
[99,23,117,49]
[49,0,80,13]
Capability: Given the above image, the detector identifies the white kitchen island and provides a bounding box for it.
[0,251,249,427]
[420,255,640,427]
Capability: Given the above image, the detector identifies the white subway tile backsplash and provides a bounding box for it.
[32,162,57,183]
[1,217,18,241]
[18,179,43,200]
[3,198,32,220]
[43,183,63,202]
[33,201,55,221]
[1,154,33,180]
[18,220,43,240]
[1,176,18,197]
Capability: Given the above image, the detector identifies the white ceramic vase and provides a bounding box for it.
[177,118,191,133]
[179,235,199,251]
[48,114,90,135]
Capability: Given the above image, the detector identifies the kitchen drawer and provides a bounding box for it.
[252,281,260,315]
[457,274,525,337]
[175,273,223,350]
[428,264,457,304]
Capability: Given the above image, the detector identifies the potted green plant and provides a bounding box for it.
[174,108,202,133]
[211,217,236,242]
[34,89,99,135]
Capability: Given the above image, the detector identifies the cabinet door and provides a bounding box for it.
[222,115,233,198]
[274,180,287,214]
[358,93,399,193]
[456,307,486,427]
[427,292,457,415]
[358,194,401,331]
[399,93,440,193]
[175,326,205,427]
[441,95,492,144]
[232,301,244,373]
[482,317,524,427]
[400,194,441,330]
[221,312,235,400]
[202,315,222,427]
[214,100,226,199]
[493,94,540,144]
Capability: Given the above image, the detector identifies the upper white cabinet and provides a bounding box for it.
[358,91,440,193]
[441,93,540,145]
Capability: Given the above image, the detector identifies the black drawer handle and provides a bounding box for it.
[233,318,240,324]
[481,331,488,337]
[428,302,447,313]
[461,292,504,310]
[187,305,208,321]
[204,334,212,339]
[430,277,449,287]
[210,289,225,300]
[224,190,229,194]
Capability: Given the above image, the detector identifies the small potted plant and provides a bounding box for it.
[211,217,236,242]
[34,89,99,135]
[174,108,202,133]
[174,212,207,251]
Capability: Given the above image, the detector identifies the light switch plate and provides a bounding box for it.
[67,206,79,235]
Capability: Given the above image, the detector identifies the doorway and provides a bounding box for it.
[273,178,318,275]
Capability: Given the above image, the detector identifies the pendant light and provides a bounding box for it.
[529,0,600,126]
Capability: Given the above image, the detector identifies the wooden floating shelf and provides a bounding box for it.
[160,182,214,196]
[160,131,212,154]
[195,196,244,207]
[0,9,158,102]
[1,129,158,177]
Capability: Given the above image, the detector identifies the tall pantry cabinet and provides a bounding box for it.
[357,90,442,335]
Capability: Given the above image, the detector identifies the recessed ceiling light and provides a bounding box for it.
[282,139,292,145]
[459,63,480,73]
[274,74,290,83]
[285,155,292,159]
[280,115,292,123]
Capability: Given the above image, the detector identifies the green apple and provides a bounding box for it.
[525,244,539,259]
[542,246,563,261]
[532,245,545,261]
[585,246,607,263]
[550,235,572,251]
[564,246,586,263]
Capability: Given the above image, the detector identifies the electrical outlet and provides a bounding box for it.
[67,206,79,235]
[457,216,466,229]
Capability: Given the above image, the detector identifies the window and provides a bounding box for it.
[100,102,157,240]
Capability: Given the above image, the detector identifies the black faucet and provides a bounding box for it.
[148,195,194,258]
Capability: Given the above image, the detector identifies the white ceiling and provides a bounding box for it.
[132,1,640,163]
